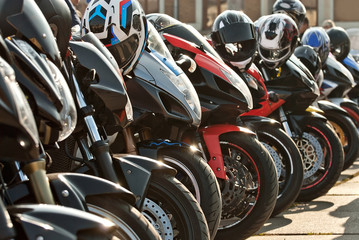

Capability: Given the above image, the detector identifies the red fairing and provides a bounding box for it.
[162,33,204,55]
[199,124,255,179]
[242,65,285,116]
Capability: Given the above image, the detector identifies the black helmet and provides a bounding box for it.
[294,45,322,82]
[0,0,62,67]
[36,0,72,59]
[326,26,351,62]
[211,10,257,71]
[301,27,330,64]
[272,0,306,28]
[257,13,298,69]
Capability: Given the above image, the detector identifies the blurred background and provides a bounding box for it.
[75,0,359,32]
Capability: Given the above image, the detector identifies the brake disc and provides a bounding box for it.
[261,142,282,180]
[295,132,323,179]
[142,198,173,240]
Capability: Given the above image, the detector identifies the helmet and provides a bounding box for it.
[211,10,257,71]
[294,45,322,83]
[82,0,148,75]
[272,0,306,28]
[301,27,330,64]
[35,0,72,59]
[257,13,298,69]
[326,26,351,62]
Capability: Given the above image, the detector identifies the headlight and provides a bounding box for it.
[220,68,253,109]
[47,60,77,141]
[124,95,133,122]
[163,70,202,119]
[4,62,39,146]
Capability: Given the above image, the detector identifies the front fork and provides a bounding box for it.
[22,159,55,204]
[70,63,119,184]
[199,124,256,179]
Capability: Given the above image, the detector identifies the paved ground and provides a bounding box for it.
[248,159,359,240]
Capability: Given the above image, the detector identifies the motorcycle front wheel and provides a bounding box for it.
[158,148,222,239]
[325,111,359,170]
[214,132,278,240]
[256,126,304,216]
[294,119,344,202]
[86,195,161,240]
[143,174,210,240]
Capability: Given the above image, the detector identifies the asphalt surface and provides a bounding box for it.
[248,159,359,240]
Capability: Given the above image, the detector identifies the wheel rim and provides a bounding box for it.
[295,126,333,189]
[296,132,324,179]
[329,121,348,147]
[161,155,201,203]
[218,141,260,229]
[261,141,282,179]
[142,198,173,240]
[88,204,140,240]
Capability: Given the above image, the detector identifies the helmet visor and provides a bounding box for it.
[216,40,257,62]
[107,34,139,70]
[211,22,256,45]
[259,45,291,62]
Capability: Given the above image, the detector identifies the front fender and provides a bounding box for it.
[199,124,255,179]
[288,111,327,136]
[112,154,177,209]
[7,173,136,210]
[7,204,116,240]
[137,139,202,160]
[317,100,350,117]
[240,115,281,130]
[329,97,358,108]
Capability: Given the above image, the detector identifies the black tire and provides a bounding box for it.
[214,132,278,240]
[86,195,161,240]
[144,175,210,240]
[158,148,222,240]
[341,102,359,128]
[325,111,359,170]
[256,126,304,216]
[294,120,344,202]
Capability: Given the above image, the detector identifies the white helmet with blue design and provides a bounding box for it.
[82,0,148,75]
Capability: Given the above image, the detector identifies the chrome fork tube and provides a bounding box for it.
[279,106,292,137]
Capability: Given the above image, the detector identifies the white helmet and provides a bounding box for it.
[82,0,148,75]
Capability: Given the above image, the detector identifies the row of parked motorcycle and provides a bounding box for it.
[1,0,359,239]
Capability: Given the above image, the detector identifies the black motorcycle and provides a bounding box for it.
[0,43,146,239]
[0,1,161,239]
[258,55,344,202]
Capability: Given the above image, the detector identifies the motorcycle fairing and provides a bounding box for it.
[199,124,255,179]
[69,41,128,115]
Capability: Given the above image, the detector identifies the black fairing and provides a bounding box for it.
[0,57,40,160]
[5,38,63,138]
[262,55,319,112]
[323,56,355,98]
[0,0,62,67]
[126,74,193,124]
[69,41,129,126]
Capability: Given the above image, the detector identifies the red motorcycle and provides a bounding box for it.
[147,14,278,240]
